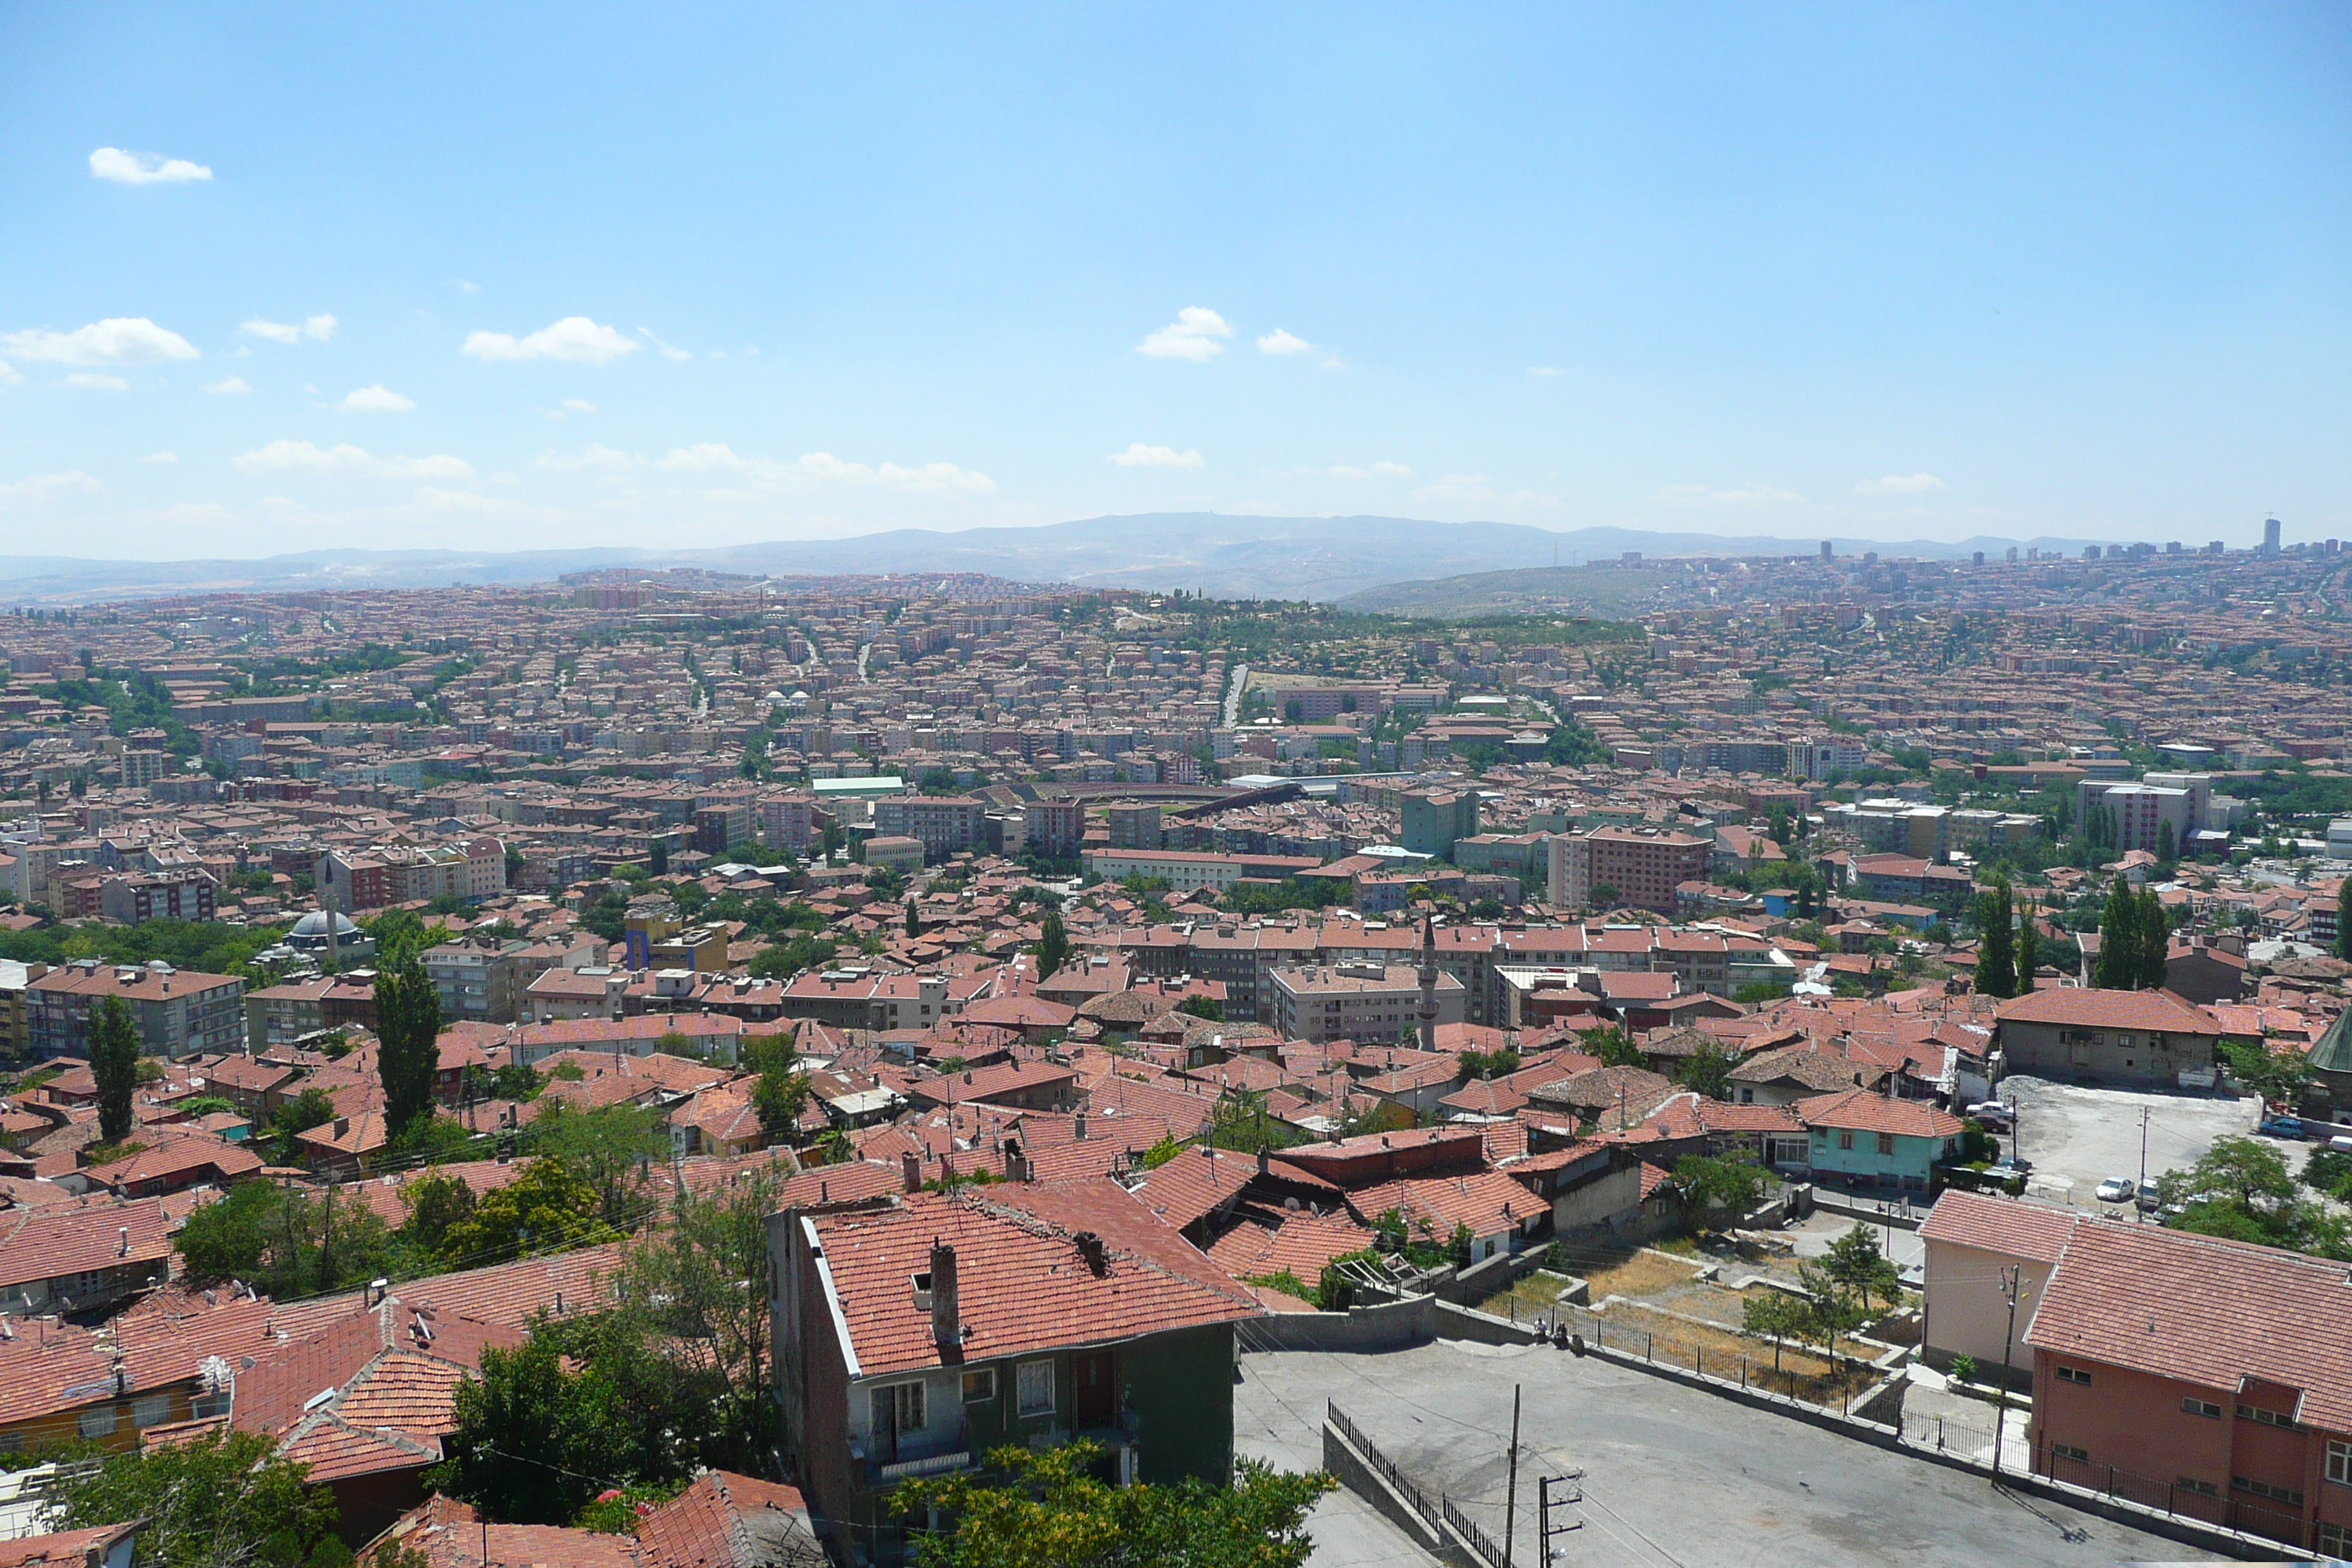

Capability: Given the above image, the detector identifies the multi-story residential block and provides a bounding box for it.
[1399,788,1479,859]
[28,960,246,1060]
[97,870,216,925]
[1020,798,1085,859]
[871,795,987,859]
[1548,827,1711,914]
[1266,962,1464,1044]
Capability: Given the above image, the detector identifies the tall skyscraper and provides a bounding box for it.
[2262,516,2282,556]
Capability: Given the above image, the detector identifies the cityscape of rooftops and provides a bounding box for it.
[1,7,2348,1567]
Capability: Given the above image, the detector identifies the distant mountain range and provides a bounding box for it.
[1,515,2108,606]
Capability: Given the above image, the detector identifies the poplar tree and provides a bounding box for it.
[376,953,444,1138]
[2095,878,2138,990]
[2138,886,2172,991]
[2013,900,2040,995]
[1974,875,2016,999]
[91,995,142,1146]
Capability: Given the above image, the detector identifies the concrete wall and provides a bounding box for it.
[1433,1300,1549,1345]
[1245,1294,1436,1353]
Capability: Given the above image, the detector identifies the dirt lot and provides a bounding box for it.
[2002,1075,2257,1209]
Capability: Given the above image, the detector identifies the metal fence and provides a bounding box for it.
[1327,1401,1509,1568]
[2038,1448,2307,1547]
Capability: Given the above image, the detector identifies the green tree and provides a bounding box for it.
[46,1429,344,1568]
[266,1085,341,1164]
[648,837,670,876]
[2095,878,2139,989]
[1579,1025,1645,1068]
[374,952,443,1139]
[173,1179,395,1303]
[401,1169,479,1256]
[2155,818,2177,867]
[1175,994,1224,1022]
[1818,1223,1902,1316]
[1676,1037,1740,1101]
[2013,899,2040,994]
[2222,1040,2315,1110]
[2339,878,2352,964]
[2157,1134,2350,1259]
[2138,886,2171,990]
[1739,1289,1812,1373]
[1674,1152,1766,1228]
[905,894,921,938]
[528,1099,666,1229]
[613,1168,783,1472]
[89,994,141,1145]
[438,1157,611,1267]
[742,1032,809,1145]
[1035,907,1069,984]
[433,1335,638,1524]
[894,1438,1333,1568]
[1795,1259,1869,1365]
[1973,875,2016,999]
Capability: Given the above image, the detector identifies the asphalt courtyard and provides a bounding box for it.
[2002,1076,2258,1210]
[1236,1340,2219,1567]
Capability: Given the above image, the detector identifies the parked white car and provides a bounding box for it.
[2094,1176,2135,1205]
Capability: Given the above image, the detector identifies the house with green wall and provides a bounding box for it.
[1797,1087,1964,1191]
[770,1177,1263,1564]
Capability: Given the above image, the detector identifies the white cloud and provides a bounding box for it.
[1319,460,1413,480]
[461,317,638,363]
[0,471,102,508]
[453,279,480,293]
[140,451,178,464]
[232,440,473,480]
[561,398,596,413]
[64,373,129,391]
[1107,443,1205,469]
[4,317,198,365]
[203,376,252,395]
[1527,366,1564,377]
[1654,481,1803,507]
[337,385,415,412]
[242,314,337,345]
[537,444,636,473]
[88,147,212,184]
[0,361,18,385]
[1256,328,1312,356]
[1855,472,1947,496]
[1137,307,1232,361]
[636,328,690,361]
[655,443,994,491]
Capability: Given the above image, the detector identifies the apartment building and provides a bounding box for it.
[872,795,987,859]
[1548,827,1711,914]
[98,870,216,925]
[1266,962,1465,1044]
[1022,798,1085,859]
[27,960,246,1060]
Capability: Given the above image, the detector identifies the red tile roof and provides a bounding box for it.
[1793,1088,1963,1139]
[1994,987,2220,1036]
[807,1180,1261,1379]
[2027,1219,2352,1431]
[1918,1189,2081,1264]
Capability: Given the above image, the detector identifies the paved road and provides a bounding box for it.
[1223,662,1250,728]
[1237,1341,2216,1567]
[2002,1077,2255,1210]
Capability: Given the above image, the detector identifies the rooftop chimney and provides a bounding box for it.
[1074,1230,1107,1277]
[930,1241,961,1347]
[118,1226,130,1257]
[902,1152,922,1194]
[1074,1110,1088,1141]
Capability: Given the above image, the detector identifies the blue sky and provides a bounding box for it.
[2,4,2347,559]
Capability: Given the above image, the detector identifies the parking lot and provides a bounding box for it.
[1999,1076,2256,1211]
[1237,1340,2214,1566]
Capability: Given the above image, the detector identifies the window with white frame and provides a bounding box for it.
[2052,1444,2087,1463]
[2326,1439,2351,1486]
[962,1368,997,1404]
[2180,1397,2221,1419]
[2055,1366,2092,1386]
[77,1406,118,1439]
[1017,1360,1055,1417]
[2318,1522,2350,1557]
[2231,1476,2302,1507]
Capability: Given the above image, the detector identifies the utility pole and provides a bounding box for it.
[2137,1106,2151,1219]
[1504,1384,1520,1568]
[1991,1265,2022,1485]
[1537,1471,1584,1561]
